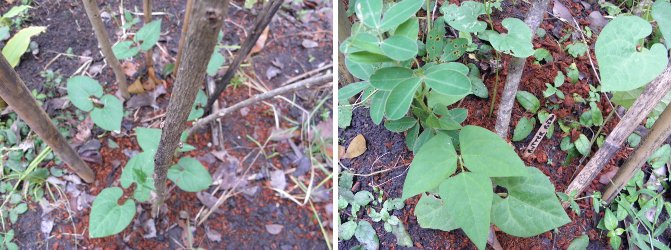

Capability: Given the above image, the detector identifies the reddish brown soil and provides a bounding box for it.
[6,0,333,249]
[338,0,645,249]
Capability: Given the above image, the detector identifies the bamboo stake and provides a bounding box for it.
[0,54,95,182]
[81,0,129,99]
[602,103,671,203]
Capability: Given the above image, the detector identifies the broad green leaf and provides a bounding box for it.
[446,108,468,124]
[595,16,668,92]
[355,0,382,29]
[647,144,670,169]
[467,63,488,98]
[405,124,419,151]
[441,38,468,62]
[135,127,162,154]
[391,222,413,247]
[554,71,565,87]
[379,0,424,32]
[426,18,446,61]
[652,1,671,49]
[441,1,486,33]
[119,152,154,202]
[566,42,588,58]
[415,194,458,231]
[370,67,414,90]
[348,32,383,54]
[413,127,435,152]
[207,51,225,76]
[112,41,139,60]
[89,187,136,238]
[427,90,465,108]
[394,17,419,40]
[348,51,393,64]
[2,26,46,67]
[370,90,388,125]
[574,134,591,156]
[491,167,571,237]
[354,190,374,206]
[168,157,212,192]
[439,172,492,250]
[402,133,457,200]
[385,76,422,120]
[567,235,589,250]
[424,65,471,96]
[512,117,536,142]
[516,91,540,113]
[426,114,462,130]
[604,209,617,231]
[355,221,379,250]
[338,105,352,128]
[339,221,357,240]
[135,19,161,51]
[91,94,123,132]
[345,57,377,80]
[188,90,207,121]
[460,126,528,177]
[2,5,31,19]
[384,117,416,132]
[482,18,534,58]
[381,35,417,61]
[339,81,370,102]
[66,76,103,112]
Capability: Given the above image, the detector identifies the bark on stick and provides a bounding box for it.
[152,0,230,215]
[174,0,194,78]
[81,0,129,99]
[0,54,95,182]
[564,65,671,202]
[493,0,550,139]
[338,0,354,85]
[203,0,283,113]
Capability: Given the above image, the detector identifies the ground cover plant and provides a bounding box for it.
[338,0,671,248]
[0,0,333,248]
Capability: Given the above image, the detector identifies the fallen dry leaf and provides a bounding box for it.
[128,78,145,94]
[344,134,366,159]
[122,61,138,77]
[338,145,346,160]
[250,26,270,55]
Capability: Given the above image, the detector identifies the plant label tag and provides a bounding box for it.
[523,114,556,158]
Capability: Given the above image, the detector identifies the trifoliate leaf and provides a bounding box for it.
[380,35,418,61]
[385,76,422,120]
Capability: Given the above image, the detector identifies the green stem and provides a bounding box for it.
[488,55,501,117]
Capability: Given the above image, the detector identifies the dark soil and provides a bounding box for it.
[338,0,663,249]
[5,0,333,249]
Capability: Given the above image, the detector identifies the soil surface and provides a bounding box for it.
[3,0,333,249]
[339,0,667,249]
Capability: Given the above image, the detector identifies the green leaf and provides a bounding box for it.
[595,16,668,92]
[348,32,383,54]
[402,133,457,200]
[354,190,374,206]
[90,94,123,132]
[338,105,353,128]
[370,67,414,90]
[566,42,588,58]
[648,144,670,169]
[568,235,589,250]
[567,63,580,84]
[135,19,161,51]
[354,221,379,250]
[554,71,565,87]
[439,172,492,250]
[66,76,103,112]
[112,41,139,60]
[89,187,136,238]
[574,134,591,156]
[345,57,377,80]
[391,222,413,247]
[339,81,370,102]
[394,17,419,40]
[168,157,212,192]
[426,18,446,61]
[512,117,536,142]
[369,90,388,125]
[385,76,422,120]
[604,209,617,231]
[207,50,225,76]
[424,64,471,96]
[590,102,603,126]
[515,91,540,113]
[441,38,468,62]
[188,90,207,121]
[339,221,357,240]
[652,1,671,49]
[355,0,382,29]
[460,126,528,177]
[119,152,154,202]
[482,18,534,58]
[135,127,162,154]
[384,117,416,132]
[491,167,571,237]
[380,35,418,61]
[349,51,393,64]
[2,26,46,67]
[379,0,424,32]
[2,5,31,19]
[441,1,486,33]
[414,194,458,231]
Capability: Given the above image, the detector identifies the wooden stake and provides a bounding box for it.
[81,0,129,99]
[0,54,95,183]
[174,0,194,78]
[337,0,354,85]
[152,0,230,216]
[564,65,671,203]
